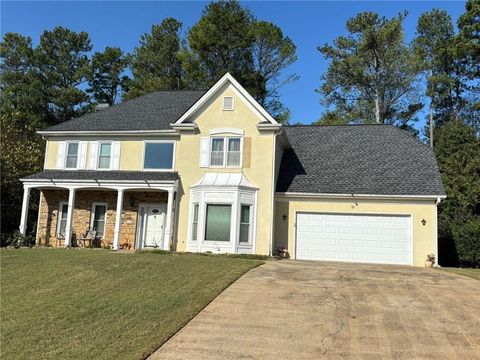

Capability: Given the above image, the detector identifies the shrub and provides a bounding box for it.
[8,231,35,248]
[452,217,480,267]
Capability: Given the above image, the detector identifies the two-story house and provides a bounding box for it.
[19,73,445,266]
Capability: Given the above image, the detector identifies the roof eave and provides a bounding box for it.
[275,192,447,201]
[37,129,179,137]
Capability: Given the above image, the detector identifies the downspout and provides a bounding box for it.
[269,129,281,256]
[435,197,442,267]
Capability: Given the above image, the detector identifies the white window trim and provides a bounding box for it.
[191,203,199,242]
[90,202,108,239]
[97,140,114,170]
[141,140,176,172]
[56,201,68,238]
[203,202,234,243]
[186,186,257,254]
[239,204,252,245]
[222,96,235,111]
[209,136,243,168]
[64,141,80,170]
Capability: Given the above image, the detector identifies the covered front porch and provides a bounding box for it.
[19,170,179,251]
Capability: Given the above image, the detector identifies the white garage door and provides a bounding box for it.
[296,213,412,265]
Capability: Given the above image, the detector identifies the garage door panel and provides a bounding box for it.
[296,213,411,265]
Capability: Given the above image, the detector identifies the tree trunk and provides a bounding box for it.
[429,99,434,148]
[374,57,381,123]
[374,87,381,123]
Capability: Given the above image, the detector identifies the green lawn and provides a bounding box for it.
[0,248,262,360]
[439,267,480,280]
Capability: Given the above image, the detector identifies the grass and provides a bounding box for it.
[0,248,263,360]
[439,267,480,280]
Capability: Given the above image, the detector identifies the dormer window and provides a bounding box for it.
[222,96,234,111]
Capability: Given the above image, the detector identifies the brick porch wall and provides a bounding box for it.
[37,189,173,249]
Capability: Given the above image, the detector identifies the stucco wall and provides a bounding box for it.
[174,84,276,254]
[44,137,178,171]
[40,84,277,255]
[274,197,438,266]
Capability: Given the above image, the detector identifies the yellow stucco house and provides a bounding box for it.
[19,73,445,266]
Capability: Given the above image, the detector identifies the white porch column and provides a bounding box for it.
[19,186,31,235]
[113,189,124,251]
[163,190,174,251]
[64,187,76,247]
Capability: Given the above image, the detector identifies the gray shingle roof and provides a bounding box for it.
[276,125,445,196]
[43,91,206,132]
[22,170,178,182]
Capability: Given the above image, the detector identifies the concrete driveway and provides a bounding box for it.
[151,261,480,360]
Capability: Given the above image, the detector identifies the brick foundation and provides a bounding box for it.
[37,189,173,249]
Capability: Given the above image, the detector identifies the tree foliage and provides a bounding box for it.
[125,18,184,100]
[188,1,255,90]
[0,33,46,242]
[434,121,480,266]
[413,9,455,146]
[88,47,129,106]
[188,0,297,119]
[35,27,92,123]
[250,20,298,117]
[317,12,422,131]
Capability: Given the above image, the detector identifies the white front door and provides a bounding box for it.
[143,205,166,248]
[296,213,412,265]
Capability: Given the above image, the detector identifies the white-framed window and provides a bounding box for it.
[143,141,175,170]
[97,141,112,169]
[222,96,234,111]
[191,203,199,241]
[209,137,242,167]
[239,205,251,244]
[65,141,79,169]
[57,202,68,238]
[90,203,107,238]
[204,204,232,242]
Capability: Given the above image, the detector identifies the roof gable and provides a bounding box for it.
[174,73,278,125]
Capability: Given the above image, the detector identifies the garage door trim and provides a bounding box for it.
[294,211,414,265]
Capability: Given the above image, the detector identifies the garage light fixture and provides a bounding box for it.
[421,219,426,226]
[282,214,287,221]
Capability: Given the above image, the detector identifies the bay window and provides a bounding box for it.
[204,204,231,242]
[192,203,199,241]
[239,205,251,243]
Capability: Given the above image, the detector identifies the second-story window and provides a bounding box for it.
[227,138,241,166]
[210,138,224,166]
[210,137,241,167]
[143,141,175,170]
[65,142,79,169]
[98,142,112,169]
